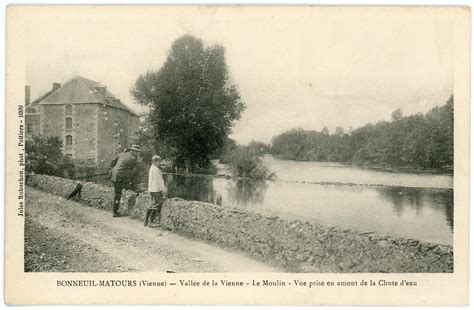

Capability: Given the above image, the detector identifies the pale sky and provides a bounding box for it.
[25,6,454,144]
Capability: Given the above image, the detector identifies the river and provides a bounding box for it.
[163,155,453,245]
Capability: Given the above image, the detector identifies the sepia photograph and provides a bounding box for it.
[4,4,470,306]
[22,5,455,273]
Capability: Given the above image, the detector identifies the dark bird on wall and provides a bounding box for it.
[66,183,83,200]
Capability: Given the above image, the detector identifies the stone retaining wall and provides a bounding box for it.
[27,174,453,273]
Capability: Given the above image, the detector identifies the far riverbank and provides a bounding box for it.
[269,155,453,176]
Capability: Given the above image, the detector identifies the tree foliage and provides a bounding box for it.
[131,35,245,171]
[219,140,274,180]
[25,135,74,175]
[271,95,454,170]
[216,137,238,164]
[227,147,275,181]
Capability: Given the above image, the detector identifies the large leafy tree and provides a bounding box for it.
[131,35,245,171]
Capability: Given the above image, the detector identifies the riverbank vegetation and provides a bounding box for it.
[271,96,453,170]
[219,139,275,180]
[227,147,275,181]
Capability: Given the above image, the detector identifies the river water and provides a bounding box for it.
[163,156,453,245]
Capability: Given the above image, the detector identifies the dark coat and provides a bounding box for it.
[108,152,139,187]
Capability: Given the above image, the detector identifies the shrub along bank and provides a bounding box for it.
[27,174,453,273]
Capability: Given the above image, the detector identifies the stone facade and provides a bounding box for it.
[97,104,140,166]
[41,105,64,137]
[70,104,99,164]
[25,114,41,137]
[27,174,454,273]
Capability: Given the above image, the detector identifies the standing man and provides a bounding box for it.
[109,144,141,217]
[144,155,167,226]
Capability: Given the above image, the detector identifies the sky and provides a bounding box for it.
[25,6,454,144]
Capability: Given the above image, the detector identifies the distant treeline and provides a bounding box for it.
[270,96,453,170]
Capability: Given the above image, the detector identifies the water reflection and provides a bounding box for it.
[165,174,222,205]
[164,175,269,208]
[379,187,426,216]
[227,180,268,207]
[163,174,453,245]
[377,187,453,231]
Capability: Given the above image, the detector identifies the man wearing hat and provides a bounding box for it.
[108,144,142,217]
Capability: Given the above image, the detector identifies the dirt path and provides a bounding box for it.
[25,187,282,273]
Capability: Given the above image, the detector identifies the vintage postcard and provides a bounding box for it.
[4,5,470,305]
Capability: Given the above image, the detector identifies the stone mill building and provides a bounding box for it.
[25,76,140,166]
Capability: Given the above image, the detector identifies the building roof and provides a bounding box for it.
[25,87,57,114]
[34,76,138,116]
[32,89,56,105]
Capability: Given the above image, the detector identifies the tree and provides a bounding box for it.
[391,108,403,122]
[217,137,238,164]
[334,126,345,136]
[131,35,245,171]
[246,140,271,156]
[25,135,72,175]
[227,147,275,181]
[136,114,175,164]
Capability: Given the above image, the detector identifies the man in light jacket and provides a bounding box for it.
[144,155,167,226]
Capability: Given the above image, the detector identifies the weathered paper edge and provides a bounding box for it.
[4,5,470,305]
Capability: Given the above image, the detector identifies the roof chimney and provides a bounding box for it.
[95,86,106,95]
[52,83,61,91]
[25,85,31,106]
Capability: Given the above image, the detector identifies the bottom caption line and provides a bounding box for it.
[56,279,417,288]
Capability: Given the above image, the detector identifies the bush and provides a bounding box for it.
[25,135,73,176]
[228,147,275,181]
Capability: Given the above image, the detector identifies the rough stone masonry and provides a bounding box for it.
[27,174,453,273]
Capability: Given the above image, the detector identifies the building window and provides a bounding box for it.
[65,154,72,159]
[65,135,73,146]
[27,123,34,133]
[65,105,72,115]
[65,117,72,130]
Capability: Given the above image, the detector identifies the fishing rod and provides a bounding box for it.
[71,171,214,180]
[73,173,110,180]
